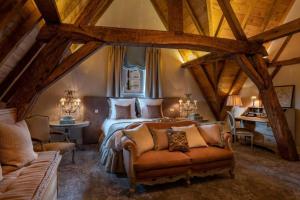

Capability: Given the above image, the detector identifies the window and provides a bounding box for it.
[121,47,146,97]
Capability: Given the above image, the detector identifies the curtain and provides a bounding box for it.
[145,48,162,98]
[106,46,127,97]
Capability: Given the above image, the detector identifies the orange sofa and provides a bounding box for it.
[121,121,234,192]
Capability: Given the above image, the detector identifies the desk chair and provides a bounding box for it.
[227,111,254,150]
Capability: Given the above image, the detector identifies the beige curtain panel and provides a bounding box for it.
[106,46,127,97]
[145,48,162,98]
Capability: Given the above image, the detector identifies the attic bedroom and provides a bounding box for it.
[0,0,300,199]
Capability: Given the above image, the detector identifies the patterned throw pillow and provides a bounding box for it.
[147,105,162,118]
[167,130,189,152]
[115,105,131,119]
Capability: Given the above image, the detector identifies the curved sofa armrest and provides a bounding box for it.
[223,132,233,151]
[121,136,138,185]
[121,136,138,160]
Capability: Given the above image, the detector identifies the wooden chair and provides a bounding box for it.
[26,115,76,163]
[226,111,254,150]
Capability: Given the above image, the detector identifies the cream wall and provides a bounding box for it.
[30,0,214,121]
[239,1,300,150]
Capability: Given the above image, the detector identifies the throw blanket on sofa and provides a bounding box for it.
[99,121,143,173]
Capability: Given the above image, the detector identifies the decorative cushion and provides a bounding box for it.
[123,123,154,156]
[198,124,223,146]
[0,120,37,168]
[115,105,131,119]
[137,98,163,118]
[150,129,169,150]
[147,105,163,118]
[0,163,2,181]
[109,98,136,119]
[172,124,208,148]
[167,130,189,152]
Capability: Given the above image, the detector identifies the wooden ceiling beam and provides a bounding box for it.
[75,0,114,26]
[38,42,104,91]
[0,1,41,66]
[217,0,247,41]
[271,57,300,67]
[184,0,205,35]
[250,18,300,43]
[0,42,44,100]
[38,24,266,54]
[34,0,61,23]
[181,52,233,68]
[167,0,183,33]
[272,35,293,63]
[235,54,298,161]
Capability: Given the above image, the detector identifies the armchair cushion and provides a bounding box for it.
[0,120,37,168]
[198,124,222,146]
[134,150,192,172]
[123,123,154,156]
[172,124,208,148]
[185,147,233,164]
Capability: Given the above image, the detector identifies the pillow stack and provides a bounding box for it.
[137,98,163,118]
[0,120,37,169]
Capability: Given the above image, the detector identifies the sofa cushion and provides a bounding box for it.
[172,124,208,148]
[0,151,61,200]
[198,124,222,146]
[134,150,192,172]
[123,123,154,156]
[0,120,37,168]
[150,128,169,150]
[185,147,233,164]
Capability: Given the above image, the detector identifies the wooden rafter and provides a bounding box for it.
[0,1,41,66]
[235,54,298,161]
[250,17,300,43]
[214,15,225,37]
[34,0,61,23]
[38,24,266,54]
[168,0,183,33]
[271,57,300,67]
[182,52,233,68]
[217,0,247,41]
[0,42,44,99]
[261,0,278,31]
[184,0,205,35]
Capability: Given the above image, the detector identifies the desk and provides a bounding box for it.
[235,116,268,123]
[49,121,90,144]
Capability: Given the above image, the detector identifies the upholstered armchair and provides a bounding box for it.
[26,115,76,163]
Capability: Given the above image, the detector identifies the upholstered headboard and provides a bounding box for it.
[0,108,17,124]
[82,96,181,144]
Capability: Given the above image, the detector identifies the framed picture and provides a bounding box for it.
[274,85,295,108]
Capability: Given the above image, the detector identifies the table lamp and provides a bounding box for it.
[226,95,243,116]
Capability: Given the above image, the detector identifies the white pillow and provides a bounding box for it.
[109,98,136,119]
[0,163,2,181]
[172,124,208,148]
[123,123,154,156]
[137,98,163,118]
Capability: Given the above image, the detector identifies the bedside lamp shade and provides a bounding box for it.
[226,95,243,107]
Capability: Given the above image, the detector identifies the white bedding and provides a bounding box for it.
[102,118,154,136]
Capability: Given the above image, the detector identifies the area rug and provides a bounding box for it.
[58,144,300,200]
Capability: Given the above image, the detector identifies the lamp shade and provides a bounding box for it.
[226,95,243,107]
